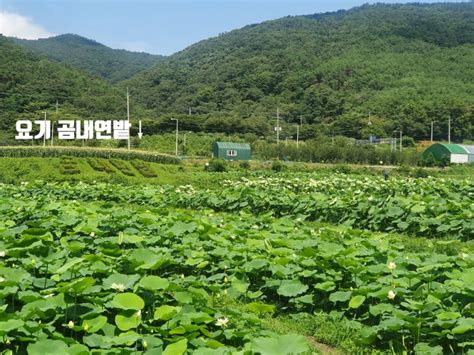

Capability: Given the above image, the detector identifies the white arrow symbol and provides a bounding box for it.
[138,120,143,139]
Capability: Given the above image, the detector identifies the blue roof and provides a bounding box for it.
[214,142,250,150]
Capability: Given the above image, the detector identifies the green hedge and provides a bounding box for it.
[0,146,180,164]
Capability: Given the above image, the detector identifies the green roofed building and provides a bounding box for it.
[212,142,251,161]
[422,143,474,164]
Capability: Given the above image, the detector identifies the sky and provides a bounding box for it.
[0,0,468,55]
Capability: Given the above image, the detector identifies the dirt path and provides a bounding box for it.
[306,336,340,355]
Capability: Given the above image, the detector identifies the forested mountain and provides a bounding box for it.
[12,34,163,82]
[125,3,474,141]
[1,3,473,142]
[0,35,144,139]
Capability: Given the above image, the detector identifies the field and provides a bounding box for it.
[0,156,473,354]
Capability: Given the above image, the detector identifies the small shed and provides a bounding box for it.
[422,143,474,164]
[212,142,251,161]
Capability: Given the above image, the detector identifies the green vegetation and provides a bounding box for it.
[1,3,472,145]
[0,146,179,164]
[12,34,163,83]
[0,35,132,142]
[7,172,472,240]
[59,156,81,175]
[109,159,136,176]
[130,160,158,178]
[125,3,474,141]
[0,3,473,350]
[87,158,116,173]
[0,175,473,353]
[0,157,225,187]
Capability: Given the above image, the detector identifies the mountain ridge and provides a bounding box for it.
[123,2,473,140]
[12,34,164,82]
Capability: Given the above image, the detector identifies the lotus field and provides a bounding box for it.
[0,173,473,354]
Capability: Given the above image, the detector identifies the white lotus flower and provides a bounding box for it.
[388,290,396,300]
[67,321,74,329]
[460,252,468,260]
[136,310,142,318]
[388,262,397,270]
[0,277,5,283]
[215,317,229,328]
[0,251,5,257]
[111,282,125,292]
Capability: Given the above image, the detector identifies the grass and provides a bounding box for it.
[0,157,233,187]
[260,312,377,354]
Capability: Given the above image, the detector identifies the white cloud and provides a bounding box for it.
[0,11,54,39]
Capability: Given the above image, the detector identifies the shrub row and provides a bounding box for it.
[130,160,157,178]
[87,158,116,173]
[59,156,80,175]
[0,146,180,164]
[109,159,135,176]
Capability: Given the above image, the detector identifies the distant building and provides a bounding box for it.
[212,142,251,161]
[422,143,474,164]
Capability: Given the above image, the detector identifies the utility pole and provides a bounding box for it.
[188,107,192,115]
[171,118,179,156]
[448,115,451,144]
[126,87,131,150]
[296,125,300,149]
[183,131,192,147]
[430,121,434,142]
[56,100,59,114]
[400,130,403,152]
[275,108,281,145]
[300,115,303,127]
[51,122,54,146]
[42,111,47,147]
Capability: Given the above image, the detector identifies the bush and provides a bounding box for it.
[396,165,413,176]
[208,159,227,172]
[271,160,287,172]
[402,136,416,147]
[419,153,438,167]
[414,168,429,178]
[334,164,352,174]
[239,161,250,170]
